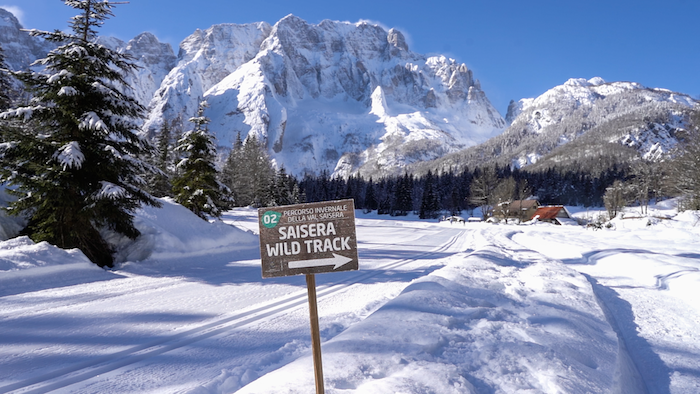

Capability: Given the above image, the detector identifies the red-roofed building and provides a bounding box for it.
[494,200,540,221]
[531,206,574,225]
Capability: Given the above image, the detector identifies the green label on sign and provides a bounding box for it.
[261,211,282,229]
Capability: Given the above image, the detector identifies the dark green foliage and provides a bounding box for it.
[144,120,176,197]
[172,101,232,219]
[419,171,439,219]
[221,133,277,207]
[271,167,300,206]
[0,1,160,267]
[297,162,629,218]
[363,178,378,213]
[392,173,413,216]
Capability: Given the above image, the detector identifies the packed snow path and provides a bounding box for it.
[0,212,468,393]
[1,207,699,393]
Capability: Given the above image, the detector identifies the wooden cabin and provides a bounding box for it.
[495,200,540,221]
[530,206,575,225]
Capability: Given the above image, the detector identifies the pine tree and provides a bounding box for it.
[419,171,440,219]
[0,1,159,267]
[221,131,244,204]
[363,177,378,213]
[145,120,174,197]
[271,166,298,206]
[232,134,275,207]
[0,43,21,143]
[172,100,232,219]
[392,173,413,216]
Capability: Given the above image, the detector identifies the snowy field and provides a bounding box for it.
[0,199,699,393]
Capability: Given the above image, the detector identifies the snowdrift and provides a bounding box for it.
[106,198,258,262]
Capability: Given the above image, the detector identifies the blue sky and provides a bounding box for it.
[3,0,699,115]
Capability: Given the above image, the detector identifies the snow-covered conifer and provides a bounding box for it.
[144,120,176,197]
[172,100,232,219]
[0,0,160,267]
[392,173,413,216]
[363,178,378,213]
[222,133,275,207]
[419,171,440,219]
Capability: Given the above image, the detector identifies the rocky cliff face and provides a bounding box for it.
[94,33,177,113]
[143,22,272,137]
[0,8,175,113]
[193,15,506,177]
[505,77,697,166]
[415,77,698,175]
[0,8,53,71]
[1,11,507,177]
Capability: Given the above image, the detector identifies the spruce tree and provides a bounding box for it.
[363,178,378,213]
[227,133,275,207]
[172,100,232,219]
[0,1,159,267]
[271,166,298,206]
[392,173,413,216]
[221,131,244,204]
[419,171,440,219]
[145,120,174,197]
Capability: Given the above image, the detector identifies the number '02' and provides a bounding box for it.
[262,211,282,229]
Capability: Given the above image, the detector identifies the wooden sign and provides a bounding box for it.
[258,199,359,278]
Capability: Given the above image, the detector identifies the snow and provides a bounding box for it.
[0,200,699,393]
[78,111,108,132]
[47,70,73,84]
[95,181,127,200]
[156,17,506,178]
[53,141,85,170]
[57,86,78,96]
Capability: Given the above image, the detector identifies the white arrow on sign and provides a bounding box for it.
[288,254,353,270]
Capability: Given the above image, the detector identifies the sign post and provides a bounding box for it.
[258,199,359,393]
[306,273,324,394]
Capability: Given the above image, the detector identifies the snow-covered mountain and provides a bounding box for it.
[148,15,506,177]
[0,8,53,72]
[416,77,699,175]
[9,7,698,179]
[98,33,177,112]
[0,8,176,113]
[0,10,506,178]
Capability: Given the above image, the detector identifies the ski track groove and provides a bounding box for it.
[0,229,467,394]
[0,277,190,320]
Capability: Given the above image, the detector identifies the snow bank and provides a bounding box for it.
[0,195,258,272]
[0,236,104,297]
[0,236,93,272]
[107,197,259,262]
[232,240,618,393]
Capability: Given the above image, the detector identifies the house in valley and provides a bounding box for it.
[530,206,576,225]
[494,200,541,222]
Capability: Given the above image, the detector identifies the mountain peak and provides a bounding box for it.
[6,12,505,178]
[0,7,55,71]
[387,28,408,51]
[563,77,607,87]
[0,7,20,29]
